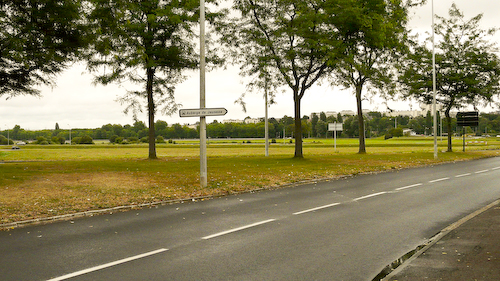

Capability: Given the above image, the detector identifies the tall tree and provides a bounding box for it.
[327,0,418,153]
[86,0,221,159]
[221,0,337,158]
[0,0,88,97]
[399,4,500,151]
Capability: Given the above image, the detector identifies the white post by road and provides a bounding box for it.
[334,122,337,151]
[265,77,269,157]
[199,0,207,187]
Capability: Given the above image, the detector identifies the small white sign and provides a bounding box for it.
[328,123,343,131]
[179,108,228,117]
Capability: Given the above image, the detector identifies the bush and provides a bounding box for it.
[73,135,94,144]
[156,136,165,143]
[36,136,49,144]
[389,128,403,138]
[115,137,123,144]
[384,134,393,140]
[140,137,148,143]
[52,136,65,144]
[0,135,13,145]
[271,138,276,143]
[109,135,119,143]
[80,135,94,144]
[128,137,139,143]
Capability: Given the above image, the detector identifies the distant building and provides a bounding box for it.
[385,110,421,118]
[222,119,244,124]
[244,118,261,124]
[340,110,356,116]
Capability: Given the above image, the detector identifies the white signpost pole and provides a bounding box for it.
[265,81,269,157]
[199,0,207,188]
[329,123,342,152]
[334,122,337,151]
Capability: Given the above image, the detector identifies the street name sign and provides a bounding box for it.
[179,108,228,118]
[328,123,343,131]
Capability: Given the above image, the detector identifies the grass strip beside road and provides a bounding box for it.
[1,141,499,225]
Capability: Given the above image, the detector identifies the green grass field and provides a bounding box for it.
[1,136,499,225]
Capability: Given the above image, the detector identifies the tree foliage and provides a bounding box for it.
[221,0,336,158]
[399,4,500,151]
[0,0,88,97]
[86,0,222,158]
[328,0,418,153]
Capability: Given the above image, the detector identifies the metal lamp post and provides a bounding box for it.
[432,0,438,159]
[199,0,207,188]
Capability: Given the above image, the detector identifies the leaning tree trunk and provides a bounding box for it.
[293,90,303,158]
[356,85,366,154]
[146,67,157,159]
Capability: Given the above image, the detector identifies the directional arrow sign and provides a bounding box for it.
[179,108,228,118]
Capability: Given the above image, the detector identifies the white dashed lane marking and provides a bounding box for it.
[47,248,169,281]
[395,183,423,191]
[429,177,450,183]
[293,203,341,215]
[202,219,276,240]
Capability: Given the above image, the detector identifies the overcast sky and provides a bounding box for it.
[1,0,499,131]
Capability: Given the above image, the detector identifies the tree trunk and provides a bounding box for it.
[293,90,303,158]
[445,109,453,152]
[356,85,366,154]
[147,67,157,159]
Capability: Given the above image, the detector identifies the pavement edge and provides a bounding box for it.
[378,198,500,281]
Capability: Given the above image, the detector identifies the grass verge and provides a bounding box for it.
[1,138,499,225]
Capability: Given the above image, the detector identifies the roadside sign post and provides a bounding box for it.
[328,122,343,151]
[179,107,228,187]
[457,112,479,152]
[179,108,228,117]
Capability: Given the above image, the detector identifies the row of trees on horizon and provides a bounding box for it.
[1,1,499,155]
[3,111,500,145]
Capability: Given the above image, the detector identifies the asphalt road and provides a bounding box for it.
[2,157,500,281]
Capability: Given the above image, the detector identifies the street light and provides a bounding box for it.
[199,0,207,188]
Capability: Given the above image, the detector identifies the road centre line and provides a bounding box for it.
[353,192,387,201]
[202,219,276,240]
[293,203,341,215]
[429,177,450,183]
[395,183,423,191]
[475,169,489,174]
[47,248,168,281]
[492,167,500,170]
[455,173,472,178]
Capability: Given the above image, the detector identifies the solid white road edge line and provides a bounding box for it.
[428,177,450,183]
[395,183,423,191]
[202,219,276,240]
[47,248,168,281]
[293,203,341,215]
[353,192,387,201]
